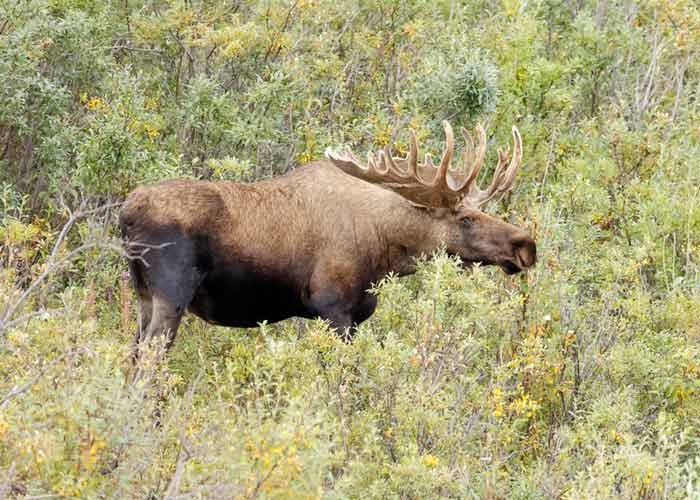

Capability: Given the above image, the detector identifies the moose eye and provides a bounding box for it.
[461,217,474,228]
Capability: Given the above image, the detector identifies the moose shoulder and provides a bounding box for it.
[120,121,536,357]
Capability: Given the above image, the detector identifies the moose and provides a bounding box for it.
[119,121,536,357]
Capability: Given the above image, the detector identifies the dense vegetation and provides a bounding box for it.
[2,0,700,497]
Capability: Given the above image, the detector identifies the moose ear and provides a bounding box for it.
[410,204,451,219]
[406,199,430,210]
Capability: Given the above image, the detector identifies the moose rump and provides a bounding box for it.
[119,170,383,353]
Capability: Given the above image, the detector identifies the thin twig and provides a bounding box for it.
[0,348,85,408]
[0,202,120,333]
[0,461,16,500]
[110,45,164,54]
[0,308,63,331]
[163,370,203,499]
[245,461,280,500]
[121,240,175,268]
[1,242,102,333]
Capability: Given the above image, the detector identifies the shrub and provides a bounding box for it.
[2,0,700,497]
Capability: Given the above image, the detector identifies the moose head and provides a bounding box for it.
[326,121,537,275]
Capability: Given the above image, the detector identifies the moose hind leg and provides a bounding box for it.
[143,294,186,351]
[132,237,202,358]
[308,264,373,342]
[326,310,356,342]
[133,281,198,364]
[139,263,200,355]
[313,295,377,343]
[130,293,153,364]
[128,260,154,364]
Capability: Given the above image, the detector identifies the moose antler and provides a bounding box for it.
[325,121,523,209]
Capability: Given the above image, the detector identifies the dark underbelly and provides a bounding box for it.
[187,269,312,327]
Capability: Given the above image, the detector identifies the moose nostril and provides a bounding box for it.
[514,238,537,268]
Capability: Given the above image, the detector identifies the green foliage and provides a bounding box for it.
[451,54,500,120]
[2,0,700,497]
[411,49,500,125]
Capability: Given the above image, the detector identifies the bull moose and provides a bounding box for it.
[119,121,536,357]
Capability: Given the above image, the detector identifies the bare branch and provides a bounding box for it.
[0,202,121,336]
[163,371,203,500]
[245,461,280,500]
[0,348,86,408]
[0,308,64,331]
[1,242,101,334]
[0,461,16,500]
[121,240,175,268]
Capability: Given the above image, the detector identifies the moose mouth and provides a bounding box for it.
[453,255,524,275]
[499,260,522,275]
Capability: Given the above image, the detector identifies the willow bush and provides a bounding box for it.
[2,0,700,498]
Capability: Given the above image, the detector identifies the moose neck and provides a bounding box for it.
[378,202,452,277]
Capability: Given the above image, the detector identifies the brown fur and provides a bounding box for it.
[120,161,536,355]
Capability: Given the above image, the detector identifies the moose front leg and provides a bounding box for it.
[340,293,378,342]
[325,311,357,342]
[308,262,378,341]
[309,287,377,342]
[352,293,378,326]
[309,286,353,340]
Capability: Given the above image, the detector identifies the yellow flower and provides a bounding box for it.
[297,152,313,164]
[422,454,439,468]
[143,122,159,139]
[403,22,416,38]
[86,96,104,111]
[80,439,105,470]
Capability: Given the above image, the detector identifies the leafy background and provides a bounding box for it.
[2,0,700,498]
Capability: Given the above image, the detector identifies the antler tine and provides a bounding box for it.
[461,127,474,156]
[471,126,524,206]
[380,131,431,184]
[498,126,523,192]
[376,150,389,174]
[474,146,510,205]
[460,127,474,176]
[467,123,487,184]
[434,120,454,188]
[327,120,522,210]
[337,147,360,165]
[367,151,379,172]
[452,123,487,193]
[408,130,418,177]
[383,144,406,177]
